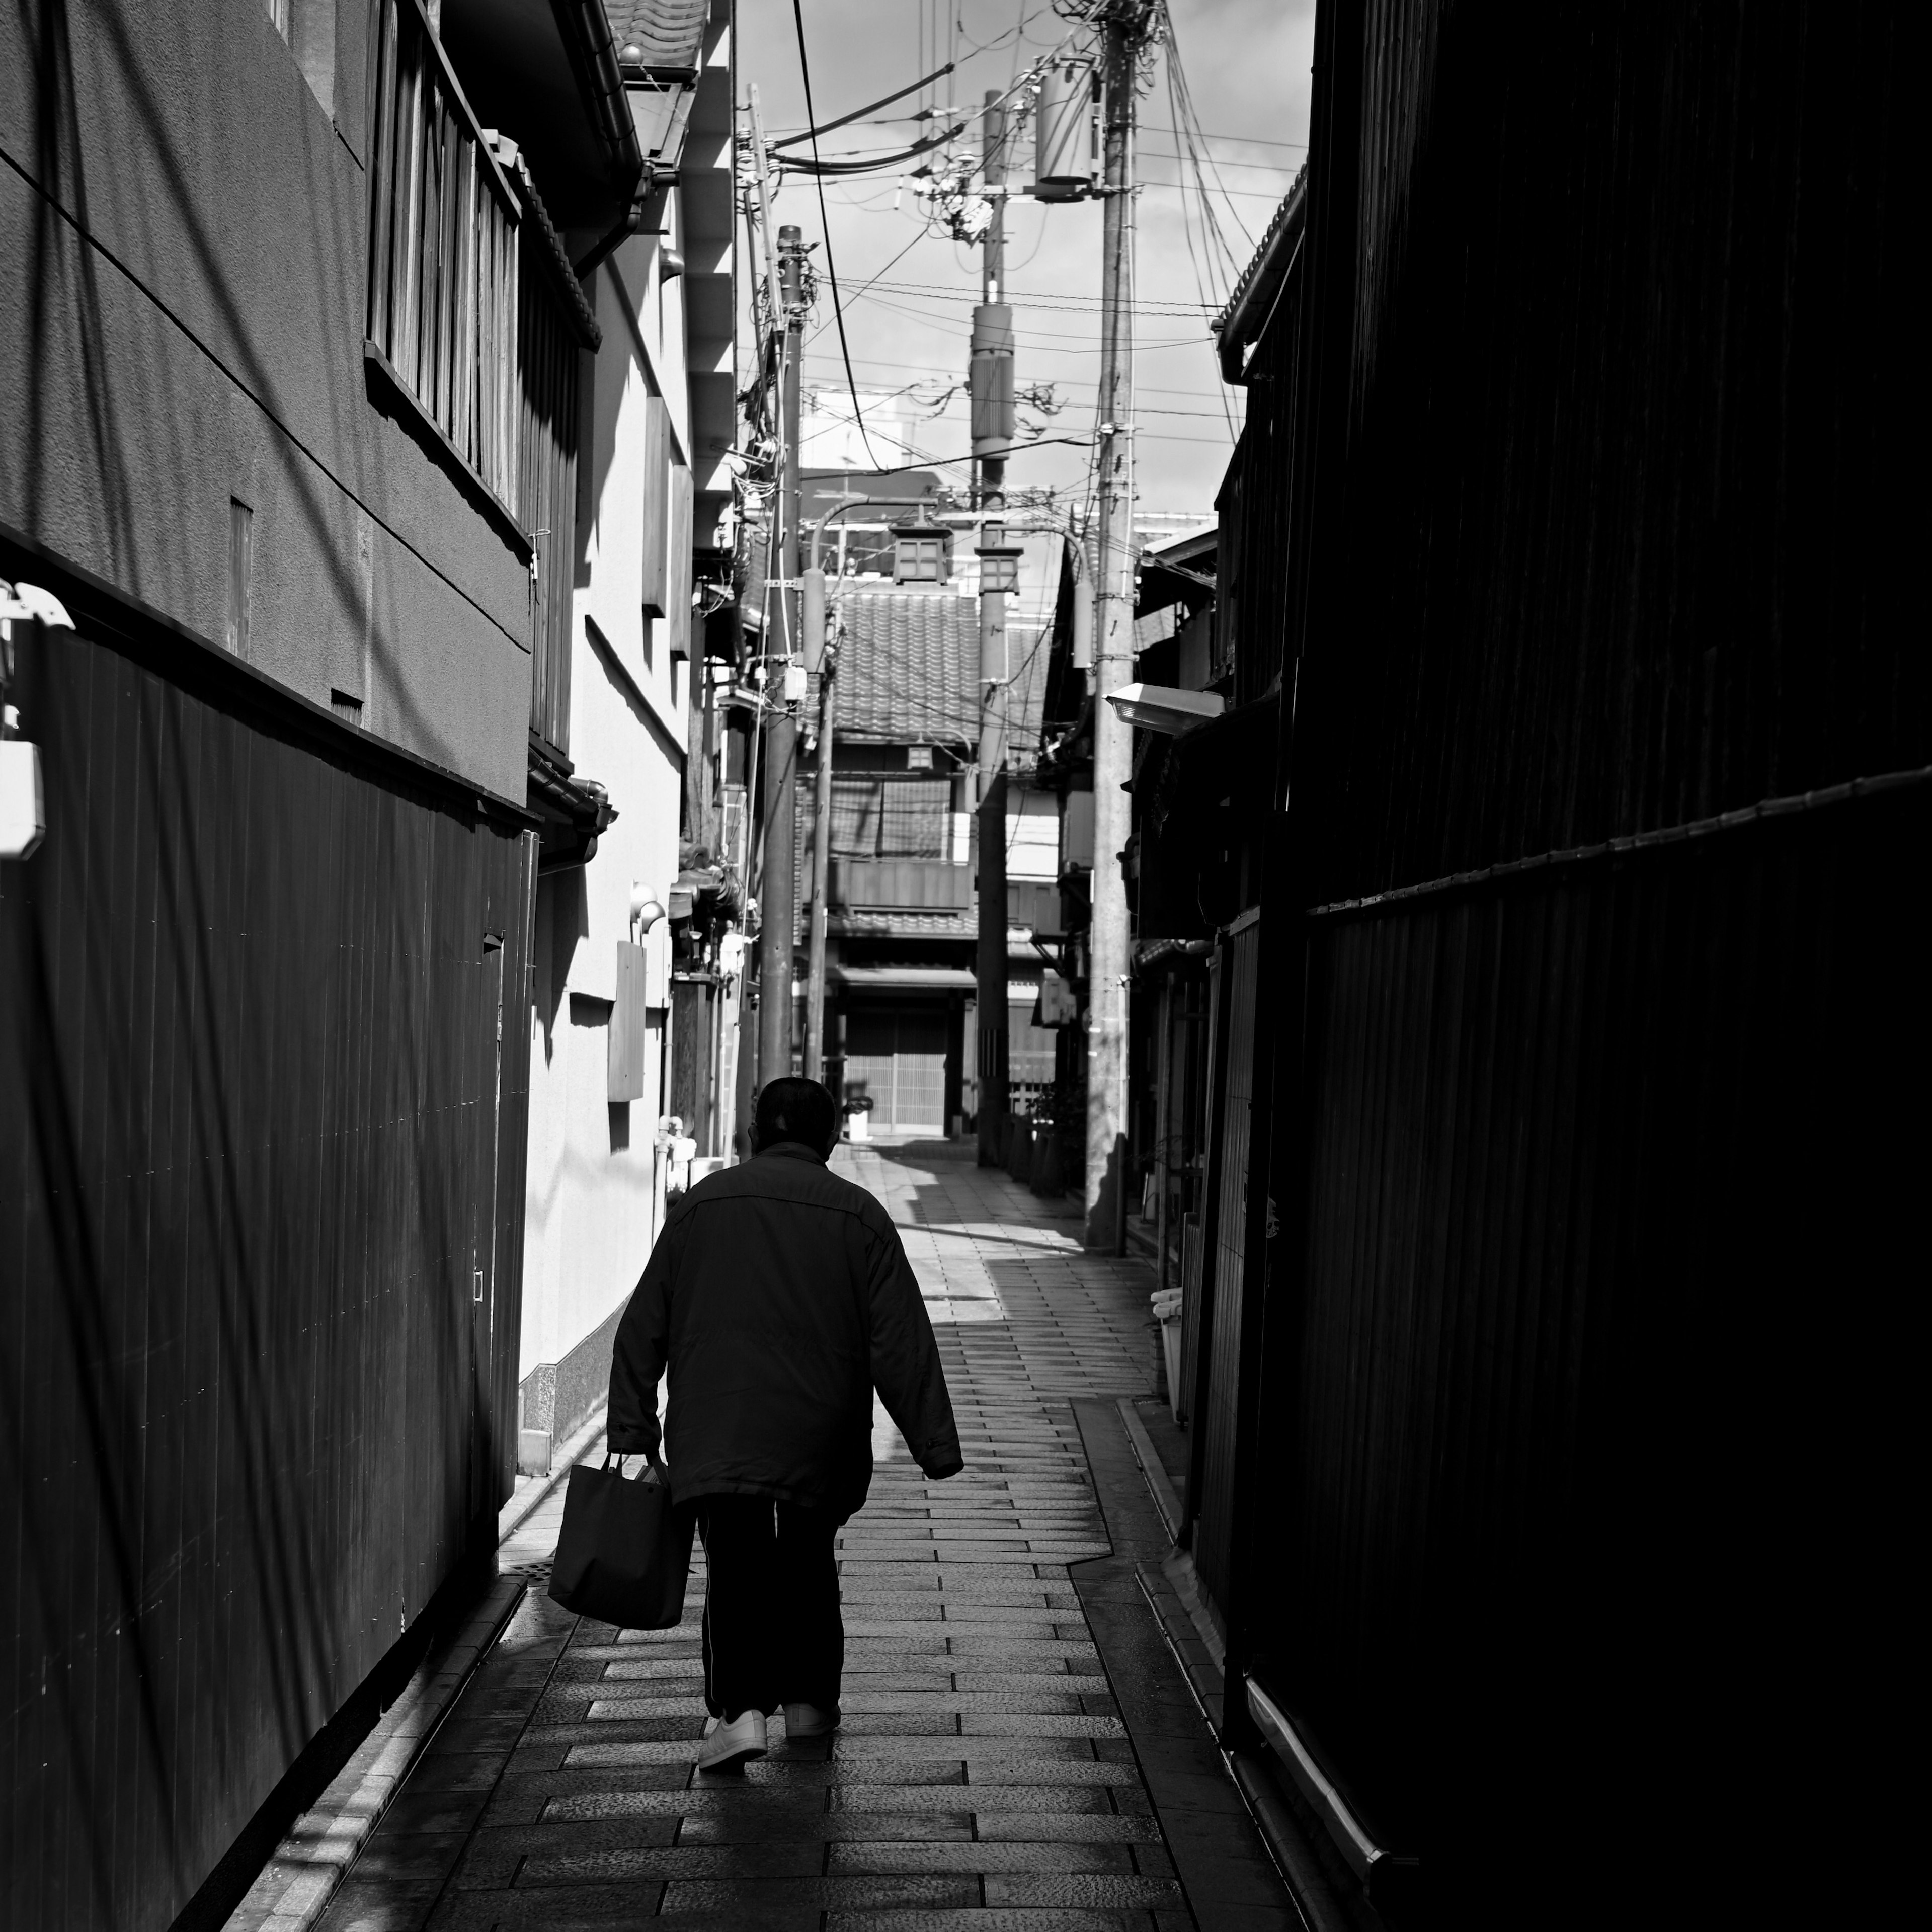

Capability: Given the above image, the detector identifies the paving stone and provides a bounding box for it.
[827,1777,1120,1808]
[515,1841,825,1883]
[658,1876,980,1911]
[983,1876,1188,1908]
[292,1147,1252,1930]
[842,1691,1086,1715]
[825,1912,1155,1931]
[826,1840,1137,1875]
[973,1814,1164,1842]
[582,1695,711,1720]
[595,1656,707,1680]
[960,1714,1129,1738]
[676,1811,972,1844]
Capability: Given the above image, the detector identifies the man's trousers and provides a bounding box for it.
[693,1494,844,1722]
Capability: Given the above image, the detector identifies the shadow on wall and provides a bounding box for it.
[1085,1132,1125,1254]
[1,620,518,1931]
[15,0,502,762]
[533,867,589,1062]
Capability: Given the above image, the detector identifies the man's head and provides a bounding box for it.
[751,1077,840,1158]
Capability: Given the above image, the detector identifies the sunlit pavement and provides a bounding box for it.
[273,1140,1292,1931]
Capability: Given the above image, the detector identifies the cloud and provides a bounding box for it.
[738,0,1315,515]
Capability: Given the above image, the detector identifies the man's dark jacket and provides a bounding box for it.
[607,1141,962,1515]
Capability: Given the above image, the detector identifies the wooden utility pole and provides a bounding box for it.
[1085,7,1144,1249]
[758,221,806,1089]
[974,90,1015,1165]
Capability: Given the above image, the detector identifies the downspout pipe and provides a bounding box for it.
[562,0,650,280]
[561,0,645,189]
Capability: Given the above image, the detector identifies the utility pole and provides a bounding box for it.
[1085,7,1145,1249]
[756,221,805,1090]
[974,89,1016,1165]
[802,561,833,1081]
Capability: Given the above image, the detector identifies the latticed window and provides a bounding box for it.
[831,778,883,858]
[877,782,946,859]
[831,778,948,860]
[366,0,520,511]
[519,260,578,753]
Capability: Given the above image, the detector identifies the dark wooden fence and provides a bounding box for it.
[0,596,533,1931]
[1182,3,1922,1923]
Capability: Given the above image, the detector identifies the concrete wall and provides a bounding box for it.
[0,0,534,800]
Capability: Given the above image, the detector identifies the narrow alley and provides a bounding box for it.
[230,1143,1295,1931]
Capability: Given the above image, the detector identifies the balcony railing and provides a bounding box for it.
[367,0,520,510]
[831,859,971,911]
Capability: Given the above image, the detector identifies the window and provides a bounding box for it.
[639,396,670,617]
[666,464,694,661]
[1006,790,1060,882]
[520,254,578,751]
[265,0,335,113]
[831,777,949,860]
[366,0,520,513]
[226,499,254,658]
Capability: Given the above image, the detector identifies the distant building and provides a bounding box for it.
[0,1,725,1921]
[811,568,1052,1137]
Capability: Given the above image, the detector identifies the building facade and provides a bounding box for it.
[1094,11,1921,1928]
[506,0,738,1478]
[0,2,732,1925]
[802,548,1053,1143]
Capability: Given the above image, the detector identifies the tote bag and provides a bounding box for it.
[548,1455,694,1629]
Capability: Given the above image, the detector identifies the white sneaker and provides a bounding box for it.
[697,1710,767,1772]
[783,1701,840,1739]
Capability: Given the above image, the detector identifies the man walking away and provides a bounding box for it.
[607,1076,963,1771]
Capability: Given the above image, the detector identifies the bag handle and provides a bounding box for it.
[603,1449,669,1485]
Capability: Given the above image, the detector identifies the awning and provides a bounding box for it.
[828,965,978,990]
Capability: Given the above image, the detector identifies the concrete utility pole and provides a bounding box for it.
[802,561,833,1081]
[974,90,1016,1165]
[1085,7,1144,1249]
[756,223,806,1088]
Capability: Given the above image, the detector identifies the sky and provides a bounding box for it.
[732,0,1317,523]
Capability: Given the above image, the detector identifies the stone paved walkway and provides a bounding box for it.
[308,1142,1278,1930]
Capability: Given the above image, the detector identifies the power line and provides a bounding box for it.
[801,356,1241,403]
[791,0,888,471]
[844,279,1215,313]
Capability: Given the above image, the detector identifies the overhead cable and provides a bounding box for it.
[790,0,890,472]
[770,62,957,149]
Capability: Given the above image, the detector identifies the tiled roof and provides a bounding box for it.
[829,909,976,939]
[836,589,981,743]
[611,0,708,77]
[1213,170,1308,375]
[830,585,1052,756]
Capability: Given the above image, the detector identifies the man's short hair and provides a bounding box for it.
[754,1077,838,1152]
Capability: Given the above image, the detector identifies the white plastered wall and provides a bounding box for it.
[518,216,692,1394]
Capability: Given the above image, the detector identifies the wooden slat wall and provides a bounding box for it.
[1190,915,1260,1616]
[0,625,534,1932]
[1204,2,1923,1919]
[1250,794,1926,1899]
[1177,951,1223,1494]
